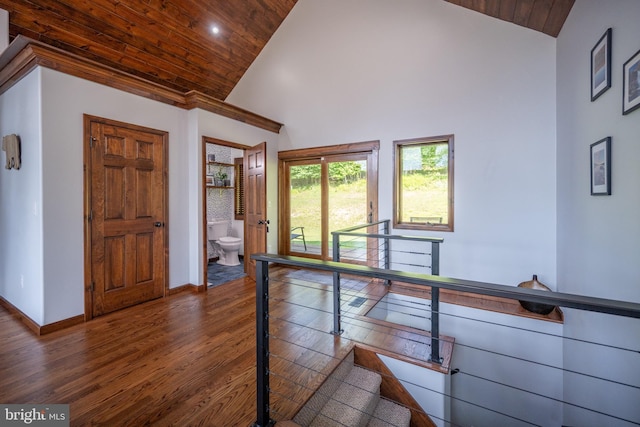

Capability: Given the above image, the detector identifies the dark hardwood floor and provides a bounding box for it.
[0,266,450,426]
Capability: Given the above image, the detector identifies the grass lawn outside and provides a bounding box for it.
[290,178,367,249]
[289,172,448,253]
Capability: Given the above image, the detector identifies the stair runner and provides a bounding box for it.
[283,351,411,427]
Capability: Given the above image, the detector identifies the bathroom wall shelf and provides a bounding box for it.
[206,161,235,188]
[207,161,234,167]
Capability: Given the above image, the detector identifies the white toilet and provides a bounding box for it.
[207,219,242,266]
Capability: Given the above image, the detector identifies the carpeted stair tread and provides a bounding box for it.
[293,353,356,426]
[367,398,412,427]
[309,366,382,427]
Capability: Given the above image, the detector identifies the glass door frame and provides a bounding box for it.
[278,140,379,260]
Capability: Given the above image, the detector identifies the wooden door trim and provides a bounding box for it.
[278,140,380,161]
[203,136,251,150]
[201,136,252,291]
[83,114,169,320]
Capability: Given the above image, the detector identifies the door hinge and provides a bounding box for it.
[90,282,95,292]
[88,210,93,222]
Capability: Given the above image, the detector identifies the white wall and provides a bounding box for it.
[441,302,563,426]
[228,0,558,289]
[0,69,44,324]
[0,64,280,325]
[186,109,201,285]
[378,353,450,427]
[38,68,190,324]
[556,1,640,425]
[372,293,563,426]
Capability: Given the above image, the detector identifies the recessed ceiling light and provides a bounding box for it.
[211,26,220,35]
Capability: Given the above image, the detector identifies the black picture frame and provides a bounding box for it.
[590,137,611,196]
[591,28,612,101]
[622,48,640,115]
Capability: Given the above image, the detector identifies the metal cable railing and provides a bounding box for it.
[253,253,640,427]
[331,220,444,362]
[331,220,443,273]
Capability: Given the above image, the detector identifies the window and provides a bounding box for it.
[394,135,454,231]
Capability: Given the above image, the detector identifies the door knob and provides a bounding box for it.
[154,222,164,227]
[257,219,269,232]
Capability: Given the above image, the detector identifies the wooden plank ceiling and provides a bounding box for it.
[0,0,298,100]
[0,0,574,102]
[445,0,575,38]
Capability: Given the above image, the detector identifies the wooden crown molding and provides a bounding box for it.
[0,36,282,134]
[184,91,282,133]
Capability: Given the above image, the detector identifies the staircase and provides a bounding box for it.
[282,351,411,427]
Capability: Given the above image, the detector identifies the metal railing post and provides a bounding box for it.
[331,234,343,335]
[430,241,441,363]
[254,260,274,427]
[431,241,440,276]
[383,220,390,286]
[430,286,442,364]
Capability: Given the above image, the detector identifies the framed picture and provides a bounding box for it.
[622,48,640,115]
[591,28,611,101]
[207,153,216,163]
[590,137,611,196]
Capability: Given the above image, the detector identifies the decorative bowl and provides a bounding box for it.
[517,274,555,315]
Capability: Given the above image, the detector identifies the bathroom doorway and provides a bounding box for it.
[202,136,253,289]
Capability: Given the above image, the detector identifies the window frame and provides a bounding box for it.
[393,134,454,232]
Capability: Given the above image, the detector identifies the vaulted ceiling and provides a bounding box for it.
[0,0,574,102]
[445,0,574,37]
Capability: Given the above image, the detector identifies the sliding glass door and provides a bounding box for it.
[289,160,323,255]
[279,142,379,261]
[327,156,369,261]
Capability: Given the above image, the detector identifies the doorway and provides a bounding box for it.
[278,141,379,261]
[202,137,267,286]
[83,115,168,319]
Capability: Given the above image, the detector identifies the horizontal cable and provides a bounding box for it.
[271,274,639,360]
[254,253,640,318]
[436,308,640,354]
[267,274,640,421]
[270,317,639,426]
[457,370,640,425]
[268,351,439,426]
[268,369,390,426]
[268,334,539,426]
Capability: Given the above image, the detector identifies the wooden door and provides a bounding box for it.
[244,142,267,280]
[85,116,167,318]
